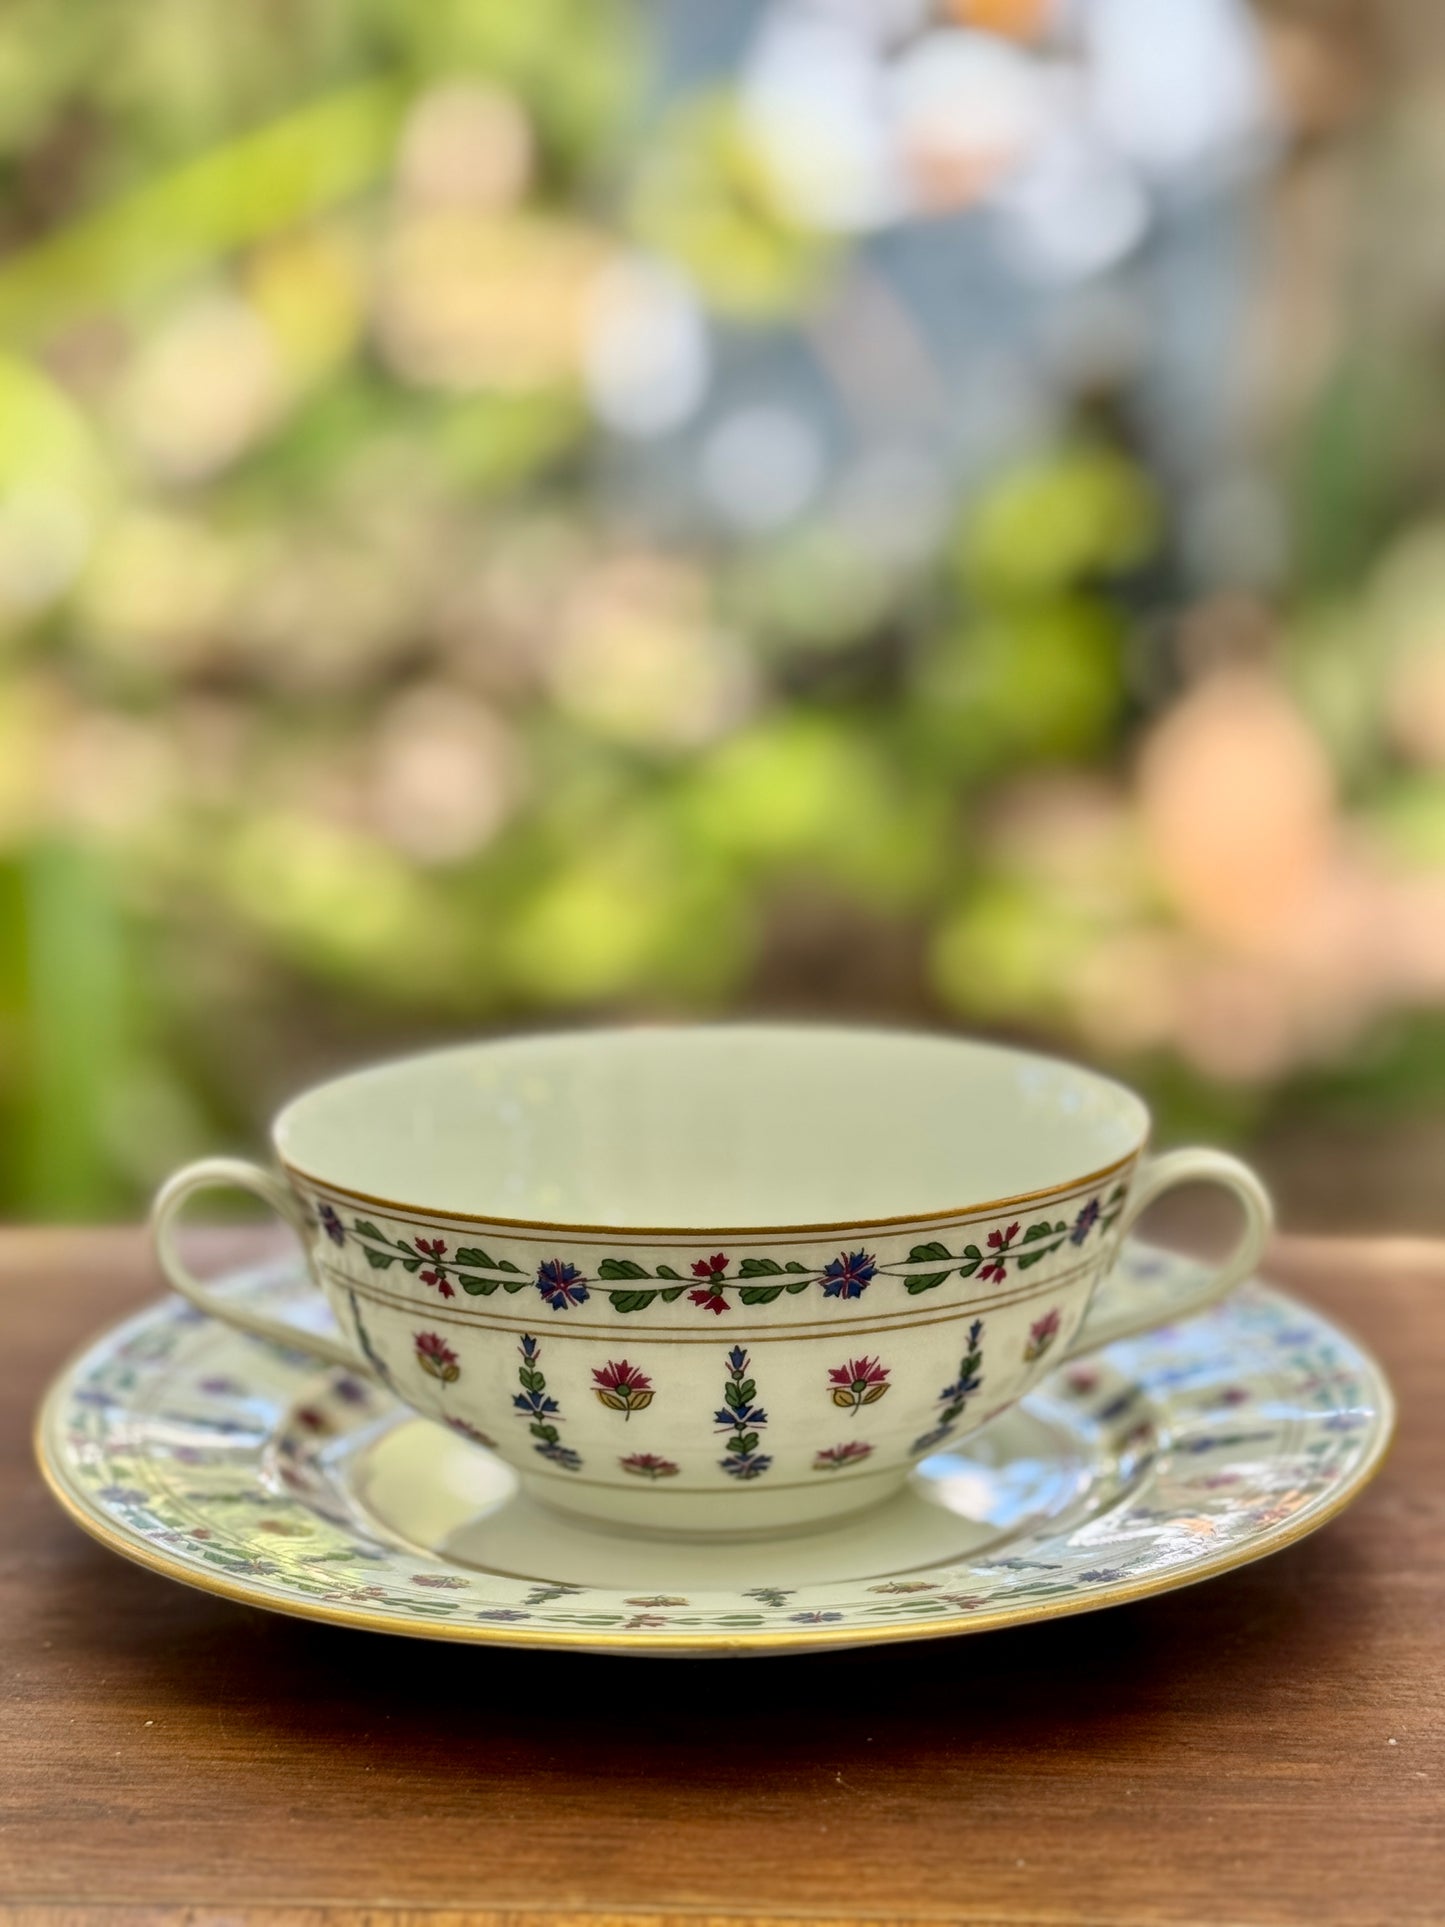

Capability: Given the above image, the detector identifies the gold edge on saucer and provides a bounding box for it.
[32,1288,1398,1658]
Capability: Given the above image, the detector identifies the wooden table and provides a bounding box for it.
[2,1227,1441,1927]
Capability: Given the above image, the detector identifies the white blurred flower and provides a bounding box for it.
[741,8,897,230]
[887,29,1048,214]
[582,255,710,437]
[834,443,949,564]
[700,404,824,531]
[1083,0,1277,187]
[992,107,1149,281]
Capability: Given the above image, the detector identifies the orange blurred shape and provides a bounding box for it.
[1137,666,1336,955]
[1387,644,1445,768]
[1379,872,1445,999]
[1166,953,1313,1084]
[901,139,1012,214]
[945,0,1051,44]
[368,684,523,864]
[1260,17,1375,140]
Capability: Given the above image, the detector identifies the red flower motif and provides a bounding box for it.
[592,1359,655,1418]
[593,1359,652,1393]
[827,1354,891,1414]
[414,1330,460,1383]
[620,1451,679,1479]
[813,1440,874,1471]
[979,1221,1020,1282]
[445,1414,497,1450]
[828,1355,888,1387]
[1023,1305,1062,1362]
[686,1252,730,1311]
[413,1238,453,1296]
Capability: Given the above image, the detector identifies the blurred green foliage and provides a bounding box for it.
[1,0,1443,1217]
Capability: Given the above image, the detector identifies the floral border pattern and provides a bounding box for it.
[319,1186,1128,1317]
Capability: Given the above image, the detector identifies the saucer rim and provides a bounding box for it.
[33,1270,1398,1656]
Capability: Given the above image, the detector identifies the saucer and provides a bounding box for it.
[36,1241,1394,1656]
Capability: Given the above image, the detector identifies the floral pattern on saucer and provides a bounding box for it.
[36,1244,1393,1655]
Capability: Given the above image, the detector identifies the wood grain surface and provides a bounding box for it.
[1,1226,1440,1927]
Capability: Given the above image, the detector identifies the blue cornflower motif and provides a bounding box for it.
[939,1369,981,1403]
[513,1390,560,1417]
[714,1403,767,1430]
[318,1202,347,1247]
[1069,1197,1102,1246]
[536,1259,589,1310]
[721,1453,773,1480]
[821,1250,877,1299]
[726,1344,749,1372]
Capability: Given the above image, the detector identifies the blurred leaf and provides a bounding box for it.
[0,81,404,342]
[1,842,131,1216]
[499,821,751,1006]
[630,94,834,318]
[1288,352,1419,600]
[957,446,1159,602]
[914,600,1126,775]
[435,388,588,492]
[929,880,1096,1025]
[1368,777,1445,866]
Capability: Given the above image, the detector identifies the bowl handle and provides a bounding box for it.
[150,1156,369,1373]
[1066,1148,1274,1358]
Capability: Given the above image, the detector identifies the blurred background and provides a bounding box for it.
[2,0,1443,1229]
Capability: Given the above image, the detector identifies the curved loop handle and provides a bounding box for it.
[150,1156,366,1373]
[1068,1147,1273,1357]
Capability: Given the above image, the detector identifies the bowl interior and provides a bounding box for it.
[275,1025,1146,1231]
